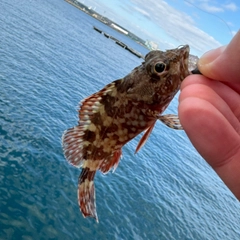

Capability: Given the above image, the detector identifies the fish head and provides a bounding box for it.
[145,44,190,82]
[121,45,190,107]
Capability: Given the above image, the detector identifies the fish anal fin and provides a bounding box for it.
[158,114,183,130]
[99,149,122,174]
[135,123,155,153]
[78,167,98,222]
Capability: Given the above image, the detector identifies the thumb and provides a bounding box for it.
[198,30,240,83]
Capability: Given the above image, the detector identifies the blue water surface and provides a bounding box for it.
[0,0,240,239]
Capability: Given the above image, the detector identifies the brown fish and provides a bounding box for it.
[62,45,191,222]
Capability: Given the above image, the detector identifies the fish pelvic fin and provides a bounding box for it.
[158,114,183,130]
[135,122,155,153]
[78,167,98,222]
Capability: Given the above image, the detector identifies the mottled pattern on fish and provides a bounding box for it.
[62,45,190,222]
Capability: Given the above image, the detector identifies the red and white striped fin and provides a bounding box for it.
[78,167,98,222]
[158,114,183,130]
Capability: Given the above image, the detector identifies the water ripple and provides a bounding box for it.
[0,0,240,239]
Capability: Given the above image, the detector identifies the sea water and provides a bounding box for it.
[0,0,240,239]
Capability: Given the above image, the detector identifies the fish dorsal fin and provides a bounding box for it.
[62,126,85,167]
[135,122,155,153]
[78,82,117,125]
[158,114,183,130]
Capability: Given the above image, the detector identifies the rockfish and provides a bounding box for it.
[62,45,192,222]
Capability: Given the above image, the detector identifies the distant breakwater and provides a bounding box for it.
[93,26,144,59]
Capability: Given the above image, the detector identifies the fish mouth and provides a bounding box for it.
[178,45,203,76]
[175,45,191,81]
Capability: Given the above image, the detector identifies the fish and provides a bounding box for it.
[62,45,191,222]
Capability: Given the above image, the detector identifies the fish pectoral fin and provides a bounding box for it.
[135,123,155,153]
[99,149,122,174]
[158,114,183,130]
[78,168,98,222]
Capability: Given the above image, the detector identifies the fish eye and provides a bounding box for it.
[154,62,166,73]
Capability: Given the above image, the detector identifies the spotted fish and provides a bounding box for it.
[62,45,191,222]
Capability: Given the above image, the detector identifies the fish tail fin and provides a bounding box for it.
[78,167,98,222]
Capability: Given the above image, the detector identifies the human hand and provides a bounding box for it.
[179,31,240,199]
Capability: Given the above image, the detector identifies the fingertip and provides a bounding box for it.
[198,30,240,82]
[198,46,226,79]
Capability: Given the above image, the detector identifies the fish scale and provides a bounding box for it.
[62,45,193,222]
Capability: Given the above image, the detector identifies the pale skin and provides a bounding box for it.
[179,30,240,200]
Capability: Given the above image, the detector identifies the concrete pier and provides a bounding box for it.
[93,26,144,59]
